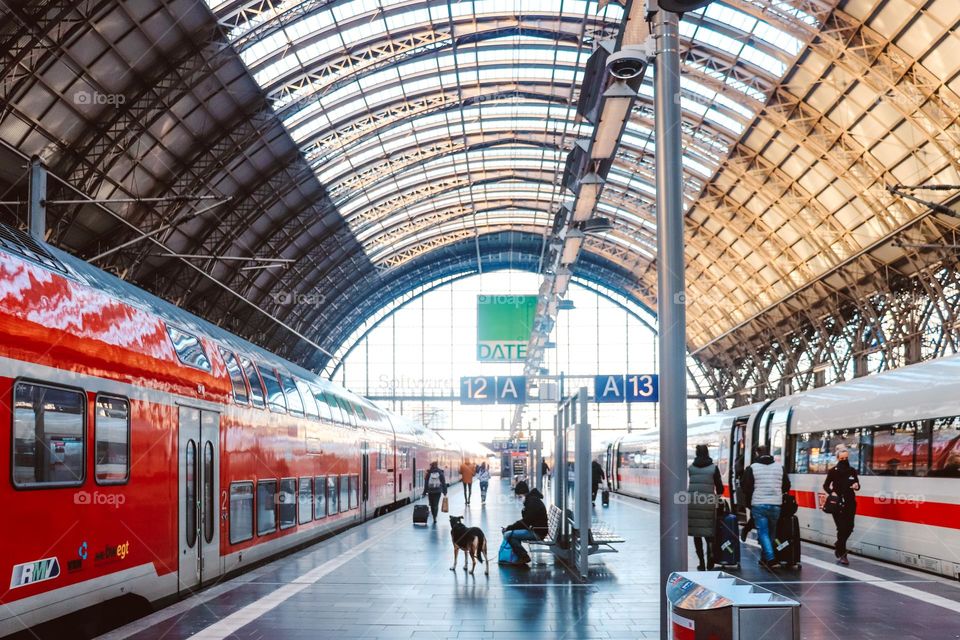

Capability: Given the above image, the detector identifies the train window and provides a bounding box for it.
[309,384,332,421]
[871,422,921,476]
[166,326,211,372]
[339,474,350,513]
[279,374,304,417]
[314,476,327,518]
[326,393,345,424]
[932,417,960,477]
[399,448,409,470]
[220,349,249,405]
[95,395,129,485]
[279,478,297,529]
[256,364,286,413]
[337,397,356,427]
[185,440,197,548]
[298,477,313,524]
[240,358,265,408]
[203,442,215,543]
[349,475,359,509]
[257,480,277,535]
[229,482,254,544]
[12,381,85,487]
[296,379,319,419]
[327,476,339,515]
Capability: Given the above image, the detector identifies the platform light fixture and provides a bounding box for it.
[561,229,585,264]
[572,172,604,221]
[553,268,572,294]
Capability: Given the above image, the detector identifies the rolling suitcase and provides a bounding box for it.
[413,504,430,526]
[602,486,610,507]
[713,504,741,568]
[775,514,802,568]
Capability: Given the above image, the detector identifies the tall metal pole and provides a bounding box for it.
[654,7,688,639]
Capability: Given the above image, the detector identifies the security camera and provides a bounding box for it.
[606,47,650,81]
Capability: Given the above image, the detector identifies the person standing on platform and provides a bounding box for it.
[541,459,550,489]
[741,444,790,570]
[688,444,723,571]
[422,461,447,524]
[477,462,491,504]
[591,459,606,505]
[823,444,860,565]
[460,459,476,505]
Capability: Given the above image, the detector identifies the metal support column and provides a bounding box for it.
[575,387,591,579]
[28,157,46,241]
[654,7,689,638]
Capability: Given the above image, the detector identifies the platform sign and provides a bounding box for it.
[460,376,496,404]
[496,376,527,404]
[459,376,527,404]
[594,375,626,403]
[476,295,537,362]
[625,374,659,402]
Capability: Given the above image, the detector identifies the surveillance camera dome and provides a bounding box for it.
[606,49,647,81]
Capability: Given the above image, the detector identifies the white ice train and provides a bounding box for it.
[601,353,960,579]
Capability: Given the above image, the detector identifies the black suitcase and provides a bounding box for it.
[602,488,610,507]
[775,514,801,568]
[413,504,430,526]
[713,511,741,568]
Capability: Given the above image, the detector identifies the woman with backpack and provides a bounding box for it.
[477,462,491,504]
[422,461,447,524]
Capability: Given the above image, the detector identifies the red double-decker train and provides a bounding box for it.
[0,225,476,635]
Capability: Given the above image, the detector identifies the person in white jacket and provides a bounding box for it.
[476,462,491,504]
[741,445,791,569]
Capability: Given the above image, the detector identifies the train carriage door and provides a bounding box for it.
[361,441,370,520]
[178,406,221,592]
[730,416,749,518]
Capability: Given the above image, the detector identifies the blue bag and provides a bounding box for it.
[498,538,521,564]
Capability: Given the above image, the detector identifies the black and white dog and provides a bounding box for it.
[449,515,489,575]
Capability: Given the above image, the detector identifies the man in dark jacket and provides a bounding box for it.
[823,445,860,565]
[502,488,548,563]
[422,461,447,524]
[591,460,606,504]
[740,445,790,569]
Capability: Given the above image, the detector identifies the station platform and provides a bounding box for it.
[95,480,960,640]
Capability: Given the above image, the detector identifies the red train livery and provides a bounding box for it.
[0,225,472,635]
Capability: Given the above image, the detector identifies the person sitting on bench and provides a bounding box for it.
[502,488,548,564]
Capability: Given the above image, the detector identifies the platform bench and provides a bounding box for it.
[525,504,564,552]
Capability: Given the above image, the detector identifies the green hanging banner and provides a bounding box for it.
[476,294,538,362]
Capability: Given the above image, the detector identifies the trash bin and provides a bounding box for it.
[666,571,800,640]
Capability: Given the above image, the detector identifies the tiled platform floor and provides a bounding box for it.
[95,479,960,640]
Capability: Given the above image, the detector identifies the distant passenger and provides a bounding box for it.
[741,444,790,570]
[688,444,723,571]
[591,460,606,505]
[502,488,548,564]
[823,445,860,565]
[460,459,476,505]
[422,461,447,525]
[541,459,551,489]
[935,453,960,477]
[477,462,491,504]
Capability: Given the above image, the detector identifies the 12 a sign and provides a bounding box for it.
[460,376,527,404]
[593,374,659,403]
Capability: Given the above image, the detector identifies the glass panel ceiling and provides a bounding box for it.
[207,0,810,264]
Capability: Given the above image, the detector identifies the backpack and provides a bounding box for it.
[498,538,522,565]
[427,470,442,490]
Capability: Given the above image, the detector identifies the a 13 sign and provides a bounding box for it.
[594,374,659,403]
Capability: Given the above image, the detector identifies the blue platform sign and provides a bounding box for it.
[460,376,496,404]
[625,374,659,402]
[496,376,527,404]
[594,375,625,403]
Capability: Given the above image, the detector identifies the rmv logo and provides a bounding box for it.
[10,557,61,589]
